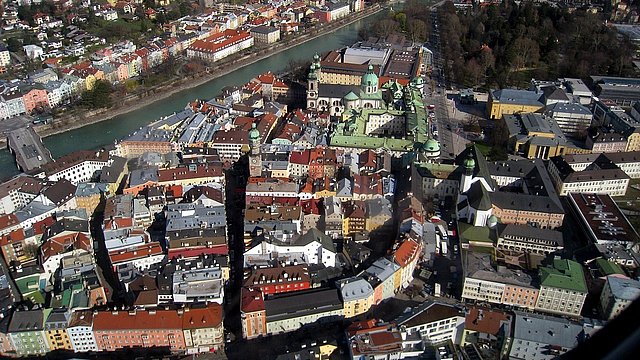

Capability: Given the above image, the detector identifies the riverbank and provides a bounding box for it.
[19,5,384,147]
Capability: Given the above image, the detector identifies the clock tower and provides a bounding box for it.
[248,122,261,177]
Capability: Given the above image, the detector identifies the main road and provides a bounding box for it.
[0,8,390,180]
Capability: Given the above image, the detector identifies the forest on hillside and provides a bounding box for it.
[437,1,637,88]
[362,1,637,88]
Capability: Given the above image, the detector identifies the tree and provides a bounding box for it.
[373,19,399,38]
[407,19,427,44]
[394,12,407,30]
[81,80,113,109]
[6,37,22,53]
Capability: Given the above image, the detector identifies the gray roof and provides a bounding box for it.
[100,156,127,183]
[365,257,400,282]
[465,251,536,288]
[545,102,592,116]
[510,311,582,359]
[498,224,563,246]
[606,276,640,301]
[490,191,564,214]
[8,309,44,332]
[467,181,492,211]
[128,167,158,187]
[338,276,374,302]
[265,288,342,320]
[492,89,543,106]
[294,228,336,252]
[250,25,279,34]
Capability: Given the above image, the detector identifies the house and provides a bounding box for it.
[39,217,92,281]
[395,301,465,345]
[535,259,587,317]
[264,288,343,335]
[461,307,512,353]
[244,228,337,268]
[509,311,582,359]
[92,308,186,352]
[44,310,71,351]
[347,320,422,360]
[337,276,374,318]
[66,310,98,352]
[250,26,280,44]
[182,304,224,354]
[244,265,310,295]
[486,89,544,120]
[8,308,49,356]
[241,287,267,339]
[599,276,640,320]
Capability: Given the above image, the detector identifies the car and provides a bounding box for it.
[453,244,459,254]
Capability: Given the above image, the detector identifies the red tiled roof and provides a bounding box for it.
[41,232,91,262]
[0,214,19,231]
[33,216,56,236]
[189,30,252,54]
[289,149,311,165]
[0,228,26,247]
[464,307,511,335]
[158,164,223,183]
[241,287,265,313]
[109,242,163,264]
[182,304,223,329]
[93,308,182,331]
[393,239,420,268]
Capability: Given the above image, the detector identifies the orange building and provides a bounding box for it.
[240,288,267,339]
[501,284,539,310]
[22,87,49,114]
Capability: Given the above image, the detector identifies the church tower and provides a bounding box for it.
[248,123,261,177]
[306,53,321,109]
[460,152,476,193]
[360,64,378,95]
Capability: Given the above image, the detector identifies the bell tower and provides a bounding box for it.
[248,123,261,177]
[307,53,321,109]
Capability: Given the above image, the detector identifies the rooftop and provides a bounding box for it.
[539,259,587,293]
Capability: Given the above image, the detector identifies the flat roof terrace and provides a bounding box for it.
[6,127,52,172]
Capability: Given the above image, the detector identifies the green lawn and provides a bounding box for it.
[473,141,491,156]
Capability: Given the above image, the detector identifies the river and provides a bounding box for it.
[0,10,392,180]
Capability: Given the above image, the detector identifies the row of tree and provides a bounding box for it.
[438,1,636,88]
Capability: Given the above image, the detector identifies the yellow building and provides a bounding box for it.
[96,157,127,196]
[75,183,108,216]
[503,113,589,160]
[487,89,544,120]
[44,310,72,351]
[338,277,375,318]
[626,131,640,151]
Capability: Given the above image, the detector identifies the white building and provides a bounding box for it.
[187,30,253,62]
[396,301,465,345]
[23,44,44,60]
[244,228,337,268]
[0,44,10,67]
[31,149,111,185]
[66,311,99,352]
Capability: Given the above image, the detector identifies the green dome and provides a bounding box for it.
[313,52,320,62]
[487,215,498,228]
[423,138,440,153]
[361,64,378,90]
[344,91,359,101]
[249,123,260,142]
[463,154,475,170]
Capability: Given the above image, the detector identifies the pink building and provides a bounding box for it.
[114,62,130,82]
[93,308,186,352]
[22,87,50,113]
